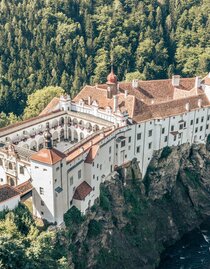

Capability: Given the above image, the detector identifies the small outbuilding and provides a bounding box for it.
[0,184,20,211]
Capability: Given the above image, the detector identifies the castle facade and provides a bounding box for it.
[0,71,210,224]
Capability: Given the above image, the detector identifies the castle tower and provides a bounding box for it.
[30,123,67,224]
[106,64,118,98]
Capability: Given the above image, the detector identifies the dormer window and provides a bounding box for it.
[79,99,84,106]
[91,100,98,107]
[106,106,112,113]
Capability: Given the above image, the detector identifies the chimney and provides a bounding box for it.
[132,79,138,88]
[88,96,92,106]
[100,130,105,138]
[80,147,84,153]
[113,95,118,113]
[198,99,202,108]
[185,103,190,111]
[124,90,128,98]
[107,87,112,99]
[195,76,201,89]
[117,83,120,92]
[172,75,180,87]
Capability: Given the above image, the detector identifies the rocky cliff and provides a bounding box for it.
[61,142,210,269]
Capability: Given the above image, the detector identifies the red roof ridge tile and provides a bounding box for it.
[31,148,66,165]
[73,181,92,200]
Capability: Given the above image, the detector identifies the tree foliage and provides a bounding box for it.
[0,204,68,269]
[23,86,65,119]
[0,0,209,117]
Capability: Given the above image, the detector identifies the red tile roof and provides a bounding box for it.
[73,181,92,200]
[85,145,99,163]
[15,180,33,195]
[73,76,210,123]
[0,184,20,203]
[31,148,66,165]
[39,97,60,116]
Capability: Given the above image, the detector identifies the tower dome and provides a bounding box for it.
[44,122,52,149]
[107,67,117,84]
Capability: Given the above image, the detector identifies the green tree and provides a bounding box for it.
[23,86,65,119]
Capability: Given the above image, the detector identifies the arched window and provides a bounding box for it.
[0,159,3,166]
[10,178,15,186]
[8,162,13,170]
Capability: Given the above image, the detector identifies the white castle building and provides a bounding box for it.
[0,70,210,224]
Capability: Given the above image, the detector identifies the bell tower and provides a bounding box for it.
[106,63,118,99]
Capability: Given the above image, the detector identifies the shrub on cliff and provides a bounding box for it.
[160,146,172,159]
[64,206,85,227]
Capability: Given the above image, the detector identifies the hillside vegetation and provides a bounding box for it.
[0,0,209,116]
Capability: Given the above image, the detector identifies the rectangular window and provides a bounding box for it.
[171,125,174,131]
[200,126,203,131]
[137,133,141,140]
[190,120,193,125]
[109,146,111,154]
[70,176,73,186]
[206,124,209,129]
[208,115,210,120]
[196,118,199,124]
[137,146,140,153]
[148,130,152,137]
[195,127,198,133]
[148,142,152,149]
[41,200,44,206]
[43,168,47,171]
[162,128,165,134]
[201,117,204,122]
[179,124,183,130]
[78,170,81,179]
[184,122,186,128]
[174,135,176,141]
[56,167,59,171]
[128,136,131,143]
[164,136,167,142]
[121,140,125,147]
[39,187,44,195]
[19,166,24,175]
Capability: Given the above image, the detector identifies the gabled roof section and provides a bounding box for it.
[39,97,60,116]
[31,148,66,165]
[85,145,99,164]
[0,184,20,203]
[15,180,33,195]
[73,181,92,200]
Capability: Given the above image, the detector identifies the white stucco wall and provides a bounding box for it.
[0,196,20,211]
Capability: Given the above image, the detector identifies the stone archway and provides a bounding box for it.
[80,132,84,141]
[73,130,78,143]
[52,131,59,146]
[38,137,45,150]
[30,140,37,151]
[60,129,64,142]
[68,128,72,141]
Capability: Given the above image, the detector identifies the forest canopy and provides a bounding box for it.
[0,0,209,116]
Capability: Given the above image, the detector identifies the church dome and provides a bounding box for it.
[107,69,117,84]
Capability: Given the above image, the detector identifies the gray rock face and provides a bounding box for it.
[64,143,210,269]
